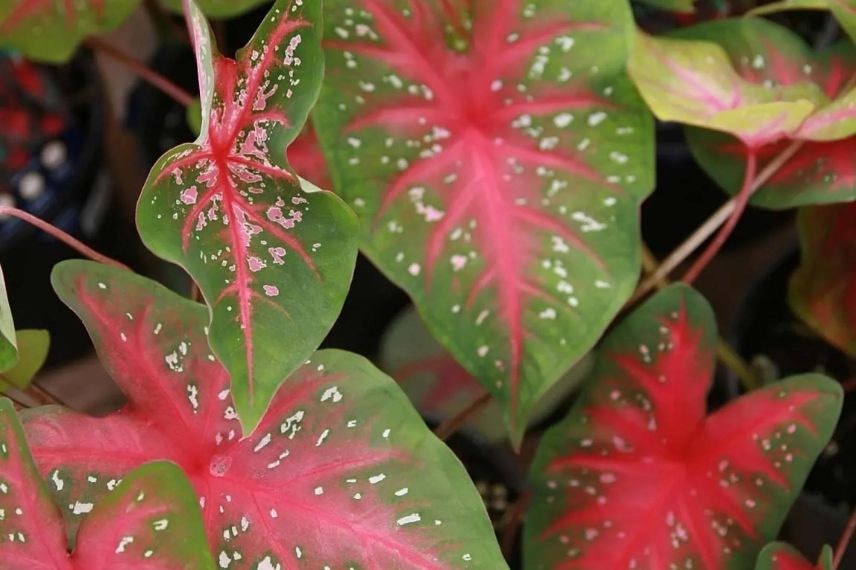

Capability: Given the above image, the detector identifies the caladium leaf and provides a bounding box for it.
[70,461,216,569]
[0,330,50,391]
[628,30,819,149]
[381,307,591,442]
[0,397,68,568]
[0,264,16,372]
[163,0,272,19]
[288,124,333,190]
[315,0,655,444]
[679,18,856,208]
[789,201,856,357]
[755,542,833,570]
[749,0,856,42]
[137,0,359,433]
[0,0,139,63]
[24,260,507,568]
[0,398,216,569]
[525,285,842,570]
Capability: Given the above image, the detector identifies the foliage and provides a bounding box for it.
[315,0,655,444]
[0,398,216,568]
[526,285,841,569]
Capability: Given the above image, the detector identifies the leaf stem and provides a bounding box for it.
[0,207,130,270]
[834,507,856,569]
[433,391,492,440]
[682,150,758,283]
[85,37,195,107]
[501,492,531,557]
[633,140,804,301]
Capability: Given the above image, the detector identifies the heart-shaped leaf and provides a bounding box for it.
[0,330,50,391]
[525,285,842,569]
[315,0,655,444]
[24,260,507,569]
[628,29,819,149]
[790,201,856,357]
[0,398,215,569]
[755,542,833,570]
[137,0,359,433]
[0,0,139,63]
[678,18,856,208]
[162,0,271,18]
[0,265,16,372]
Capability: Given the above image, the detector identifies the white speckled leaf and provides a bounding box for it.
[137,0,359,433]
[315,0,654,445]
[676,18,856,209]
[1,399,215,569]
[24,260,507,569]
[0,0,139,63]
[525,285,842,569]
[0,397,69,568]
[628,29,819,149]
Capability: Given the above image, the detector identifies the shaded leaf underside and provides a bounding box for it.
[790,201,856,357]
[24,261,505,569]
[526,285,842,570]
[316,0,653,441]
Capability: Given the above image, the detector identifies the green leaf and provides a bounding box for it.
[0,0,139,63]
[315,0,655,445]
[754,542,834,570]
[1,397,215,568]
[0,265,16,373]
[137,0,359,433]
[628,30,817,148]
[71,461,216,569]
[748,0,856,43]
[790,202,856,357]
[162,0,271,19]
[526,285,842,569]
[0,397,69,568]
[27,260,508,568]
[635,0,697,13]
[0,330,50,391]
[678,18,856,208]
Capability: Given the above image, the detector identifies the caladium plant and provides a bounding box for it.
[525,285,842,569]
[0,398,216,569]
[0,0,139,63]
[790,201,856,357]
[22,260,506,568]
[137,0,359,433]
[755,542,834,570]
[674,18,856,209]
[315,0,655,444]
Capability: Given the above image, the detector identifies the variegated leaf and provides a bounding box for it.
[137,0,359,432]
[315,0,655,445]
